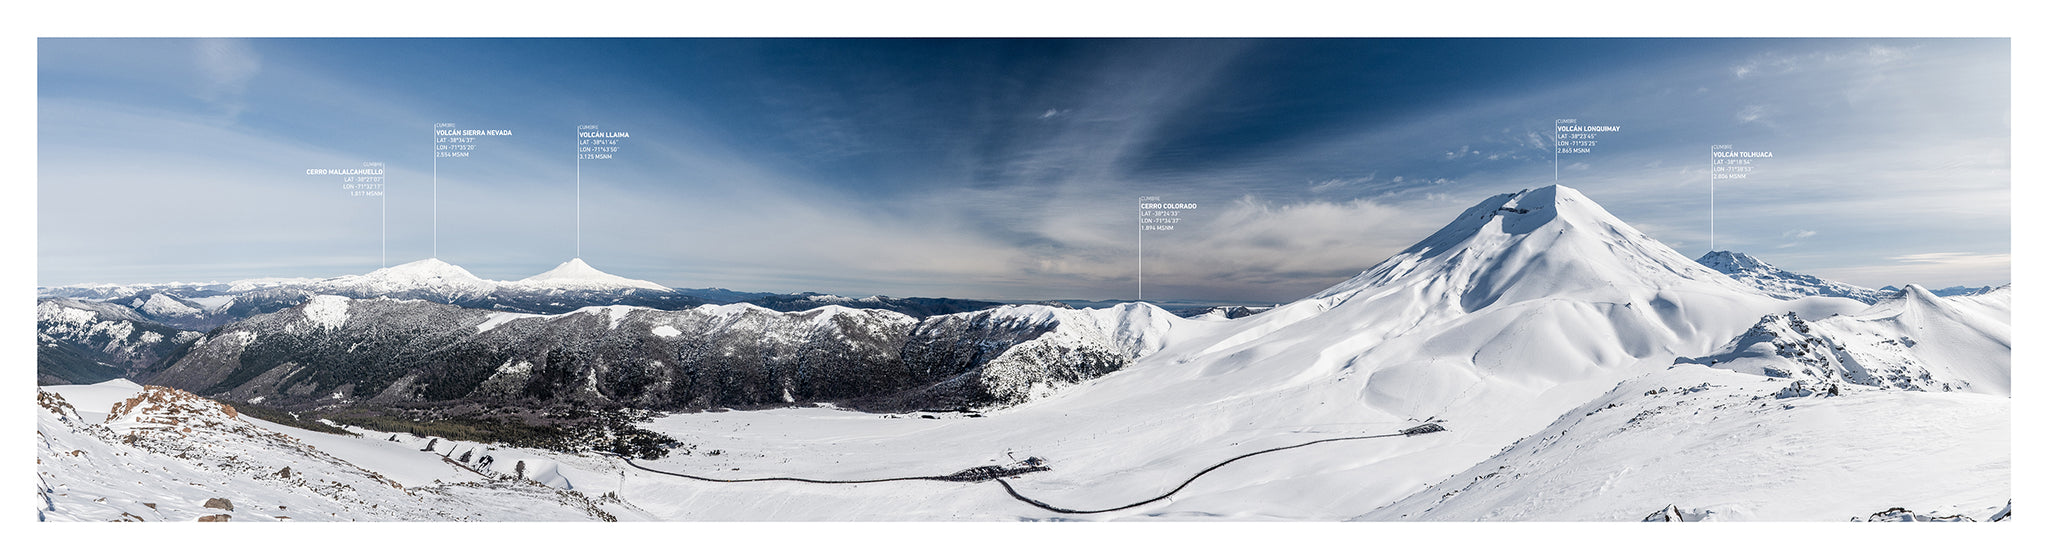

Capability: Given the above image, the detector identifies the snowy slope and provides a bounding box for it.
[37,381,646,521]
[511,258,670,292]
[1365,280,2011,521]
[1359,363,2008,521]
[1943,284,2011,323]
[1697,250,1884,303]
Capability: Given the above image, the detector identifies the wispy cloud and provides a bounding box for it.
[1732,51,1800,79]
[1776,228,1817,248]
[192,39,260,118]
[1809,252,2010,289]
[1736,104,1770,124]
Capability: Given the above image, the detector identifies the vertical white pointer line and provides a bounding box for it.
[1709,147,1715,251]
[432,125,438,259]
[1554,125,1559,185]
[382,186,387,268]
[576,127,582,259]
[1137,200,1144,302]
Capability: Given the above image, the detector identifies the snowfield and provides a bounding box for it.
[1362,364,2009,520]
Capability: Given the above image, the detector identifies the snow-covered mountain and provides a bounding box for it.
[316,258,503,300]
[743,292,1008,317]
[36,298,201,384]
[36,259,706,331]
[36,259,1004,335]
[1883,284,2003,298]
[1177,305,1272,321]
[1696,250,1885,303]
[510,258,671,292]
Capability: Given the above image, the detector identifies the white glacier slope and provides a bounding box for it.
[603,185,1864,520]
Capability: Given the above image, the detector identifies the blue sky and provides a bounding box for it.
[38,38,2010,302]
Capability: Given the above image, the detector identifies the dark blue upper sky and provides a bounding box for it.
[39,38,2010,302]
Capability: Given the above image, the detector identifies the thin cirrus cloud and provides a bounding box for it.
[1811,252,2013,290]
[37,38,2009,302]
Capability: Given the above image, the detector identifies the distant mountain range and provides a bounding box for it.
[37,258,1016,333]
[1695,250,1998,304]
[38,258,1179,414]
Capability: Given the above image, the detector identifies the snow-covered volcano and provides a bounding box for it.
[511,258,670,292]
[1318,185,1753,305]
[317,258,501,301]
[1186,185,1847,399]
[1697,250,1884,303]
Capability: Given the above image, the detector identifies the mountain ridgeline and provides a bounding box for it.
[1694,250,1999,304]
[135,294,1171,414]
[36,258,1010,333]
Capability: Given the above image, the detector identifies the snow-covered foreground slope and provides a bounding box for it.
[37,381,645,521]
[1359,364,2009,521]
[1363,280,2012,521]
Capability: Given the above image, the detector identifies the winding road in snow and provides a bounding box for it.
[610,423,1445,515]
